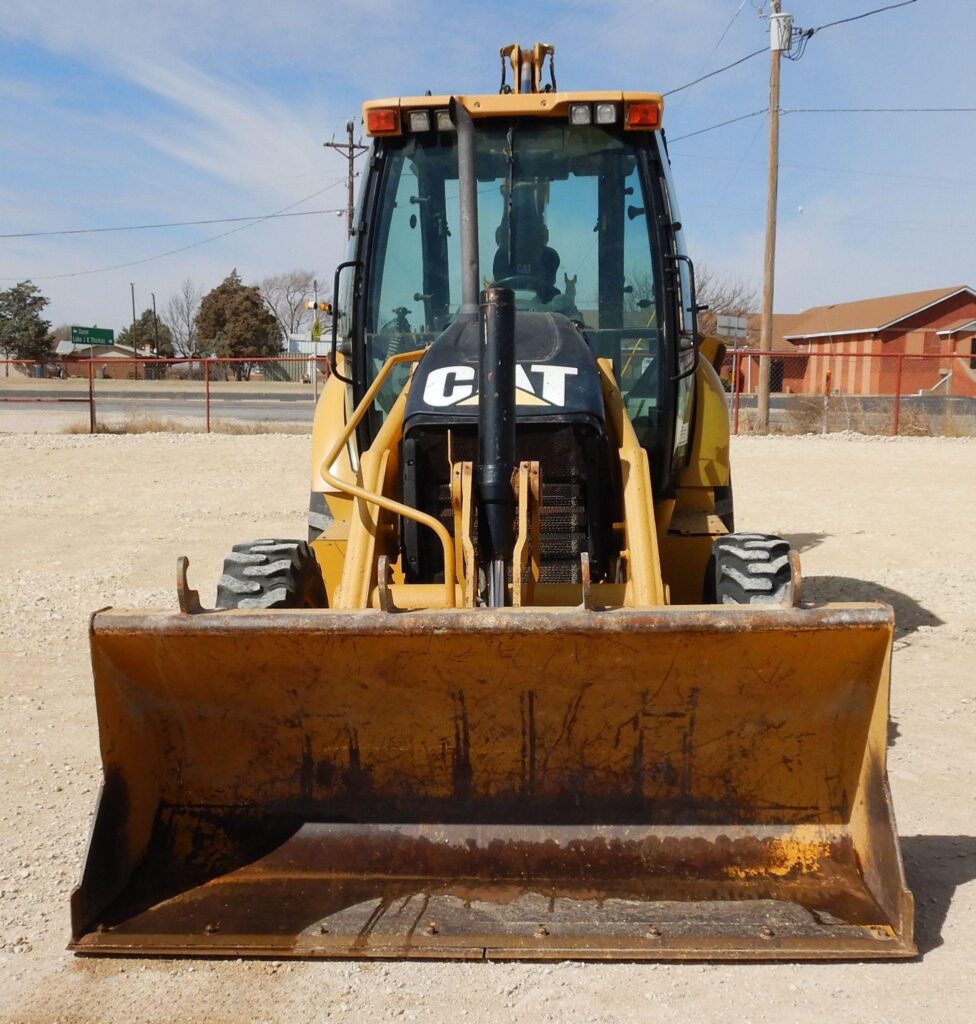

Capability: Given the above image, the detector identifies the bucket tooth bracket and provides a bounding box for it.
[176,556,205,614]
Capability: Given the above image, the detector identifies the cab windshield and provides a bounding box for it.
[362,120,664,433]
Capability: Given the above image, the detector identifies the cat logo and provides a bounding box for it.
[423,364,578,408]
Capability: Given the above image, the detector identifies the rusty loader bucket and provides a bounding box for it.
[71,602,915,960]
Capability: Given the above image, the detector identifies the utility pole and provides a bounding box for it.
[324,120,368,239]
[151,291,160,359]
[757,3,792,432]
[129,280,139,360]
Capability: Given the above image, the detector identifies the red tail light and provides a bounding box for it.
[625,102,661,129]
[366,107,400,136]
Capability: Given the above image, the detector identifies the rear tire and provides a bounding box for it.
[707,533,794,606]
[215,539,327,610]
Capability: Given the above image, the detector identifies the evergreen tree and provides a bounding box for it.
[118,308,176,357]
[195,270,283,380]
[0,280,54,369]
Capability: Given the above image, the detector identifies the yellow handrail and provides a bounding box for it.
[318,349,457,608]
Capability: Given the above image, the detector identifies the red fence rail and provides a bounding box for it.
[2,351,974,437]
[0,355,329,434]
[721,348,976,437]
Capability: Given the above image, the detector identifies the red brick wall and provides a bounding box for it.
[791,290,976,396]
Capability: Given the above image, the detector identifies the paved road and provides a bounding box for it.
[1,388,318,424]
[99,396,316,424]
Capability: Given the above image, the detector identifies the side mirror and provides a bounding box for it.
[664,253,701,382]
[330,260,362,384]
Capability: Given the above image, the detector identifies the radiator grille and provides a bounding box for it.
[402,425,606,586]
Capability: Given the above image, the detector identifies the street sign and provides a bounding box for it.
[716,315,749,339]
[70,325,114,346]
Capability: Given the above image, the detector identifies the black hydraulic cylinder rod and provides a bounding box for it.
[450,97,480,322]
[477,287,517,607]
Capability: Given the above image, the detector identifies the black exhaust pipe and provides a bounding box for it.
[477,287,517,607]
[450,97,480,323]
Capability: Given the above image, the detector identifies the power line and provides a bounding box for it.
[662,46,767,97]
[670,0,749,113]
[707,0,750,56]
[1,183,344,282]
[707,113,768,213]
[785,106,976,113]
[2,198,348,240]
[811,0,919,33]
[783,1,920,61]
[668,109,768,143]
[672,151,976,189]
[669,103,974,144]
[662,0,920,97]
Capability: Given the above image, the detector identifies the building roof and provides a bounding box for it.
[936,318,976,336]
[61,343,141,357]
[783,285,975,340]
[741,312,809,351]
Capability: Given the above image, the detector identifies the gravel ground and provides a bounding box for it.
[0,432,973,1023]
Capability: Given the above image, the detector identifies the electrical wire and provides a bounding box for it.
[783,1,919,62]
[670,0,749,113]
[669,103,974,146]
[1,182,345,282]
[784,27,814,61]
[668,109,768,143]
[785,107,976,113]
[811,0,919,33]
[662,46,767,97]
[1,202,348,240]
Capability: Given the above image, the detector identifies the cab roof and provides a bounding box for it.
[361,92,665,137]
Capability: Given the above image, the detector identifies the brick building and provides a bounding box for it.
[732,285,976,397]
[55,342,143,379]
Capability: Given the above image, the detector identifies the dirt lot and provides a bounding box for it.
[0,432,973,1023]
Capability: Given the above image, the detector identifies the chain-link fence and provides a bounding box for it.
[721,348,976,436]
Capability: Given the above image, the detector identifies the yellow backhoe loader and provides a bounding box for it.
[71,43,915,960]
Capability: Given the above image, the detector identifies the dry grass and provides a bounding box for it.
[737,396,976,437]
[63,414,307,435]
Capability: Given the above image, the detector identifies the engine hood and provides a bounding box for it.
[404,312,604,432]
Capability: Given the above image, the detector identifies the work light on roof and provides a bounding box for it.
[595,103,618,125]
[408,109,431,133]
[569,103,592,126]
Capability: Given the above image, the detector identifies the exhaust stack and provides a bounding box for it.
[450,97,480,322]
[477,287,517,606]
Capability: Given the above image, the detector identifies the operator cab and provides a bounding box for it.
[334,53,700,497]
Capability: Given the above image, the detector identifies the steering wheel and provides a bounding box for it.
[491,274,555,301]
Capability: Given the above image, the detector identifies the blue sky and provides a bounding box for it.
[1,0,973,331]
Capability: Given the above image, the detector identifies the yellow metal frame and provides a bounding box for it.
[597,358,667,607]
[318,350,457,609]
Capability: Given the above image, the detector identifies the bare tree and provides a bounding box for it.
[260,270,325,339]
[163,279,205,357]
[694,264,759,341]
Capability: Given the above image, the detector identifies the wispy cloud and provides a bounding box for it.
[0,0,972,330]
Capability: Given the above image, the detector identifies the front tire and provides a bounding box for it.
[215,539,327,610]
[707,533,795,606]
